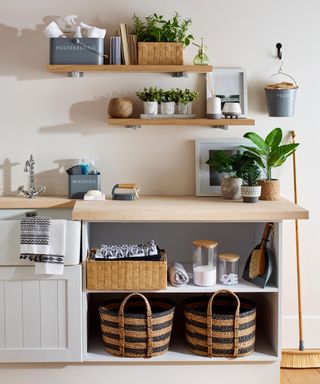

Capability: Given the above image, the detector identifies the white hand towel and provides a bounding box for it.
[20,218,66,275]
[168,262,189,287]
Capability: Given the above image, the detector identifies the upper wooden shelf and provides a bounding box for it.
[107,117,255,127]
[72,196,309,222]
[47,64,213,74]
[0,196,75,209]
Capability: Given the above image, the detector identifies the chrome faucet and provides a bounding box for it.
[17,155,46,198]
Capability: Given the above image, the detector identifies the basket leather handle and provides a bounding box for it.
[119,292,153,358]
[206,289,240,358]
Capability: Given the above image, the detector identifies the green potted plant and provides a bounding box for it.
[132,12,194,65]
[238,162,261,203]
[175,89,199,115]
[160,89,177,115]
[136,87,161,115]
[206,151,246,200]
[242,127,299,200]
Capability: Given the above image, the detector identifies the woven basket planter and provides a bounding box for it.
[183,290,256,358]
[99,293,175,358]
[138,42,183,65]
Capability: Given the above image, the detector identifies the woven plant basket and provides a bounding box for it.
[183,290,256,358]
[138,42,183,65]
[99,293,175,358]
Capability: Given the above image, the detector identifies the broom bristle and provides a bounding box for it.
[281,349,320,368]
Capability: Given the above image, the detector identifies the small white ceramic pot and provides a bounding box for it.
[160,102,175,115]
[221,177,242,200]
[143,101,158,115]
[222,102,242,118]
[177,102,192,115]
[206,96,222,119]
[241,185,262,203]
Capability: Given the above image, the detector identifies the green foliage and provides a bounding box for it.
[242,127,299,179]
[160,89,177,103]
[136,87,162,102]
[132,12,194,46]
[237,163,261,186]
[206,151,253,178]
[175,89,199,104]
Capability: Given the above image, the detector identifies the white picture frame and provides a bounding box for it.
[207,68,248,117]
[195,139,246,196]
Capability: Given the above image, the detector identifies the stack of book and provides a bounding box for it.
[109,24,137,65]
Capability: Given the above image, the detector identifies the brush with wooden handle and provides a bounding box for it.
[249,223,273,279]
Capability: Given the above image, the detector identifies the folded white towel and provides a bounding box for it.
[168,262,189,287]
[20,217,66,275]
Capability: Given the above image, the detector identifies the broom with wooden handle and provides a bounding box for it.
[281,131,320,368]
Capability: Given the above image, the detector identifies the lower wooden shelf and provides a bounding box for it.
[107,117,255,127]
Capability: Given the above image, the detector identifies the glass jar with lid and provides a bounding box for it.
[217,253,240,285]
[192,240,218,286]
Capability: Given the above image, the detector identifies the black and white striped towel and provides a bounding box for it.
[20,217,66,275]
[99,240,158,259]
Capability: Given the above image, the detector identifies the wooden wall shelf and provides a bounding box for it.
[107,117,256,128]
[47,64,213,74]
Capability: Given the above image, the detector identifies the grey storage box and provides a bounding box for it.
[69,175,101,199]
[50,38,104,65]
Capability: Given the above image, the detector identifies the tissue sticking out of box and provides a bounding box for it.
[80,22,106,38]
[44,21,65,38]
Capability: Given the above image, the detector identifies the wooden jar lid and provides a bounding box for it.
[218,253,240,262]
[192,240,218,248]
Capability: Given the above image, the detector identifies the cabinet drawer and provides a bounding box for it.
[0,220,80,265]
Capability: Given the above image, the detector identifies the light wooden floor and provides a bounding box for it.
[281,369,320,383]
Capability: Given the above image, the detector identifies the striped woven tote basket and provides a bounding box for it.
[99,293,175,358]
[183,290,256,358]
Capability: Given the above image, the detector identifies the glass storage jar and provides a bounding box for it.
[217,253,240,285]
[192,240,218,286]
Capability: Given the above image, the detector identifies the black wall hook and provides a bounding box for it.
[276,43,282,60]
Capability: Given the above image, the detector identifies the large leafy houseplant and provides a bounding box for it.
[132,13,194,46]
[242,128,299,180]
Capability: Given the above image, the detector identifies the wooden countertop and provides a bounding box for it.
[72,196,309,222]
[0,196,75,209]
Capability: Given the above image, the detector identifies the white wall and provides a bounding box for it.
[0,0,319,380]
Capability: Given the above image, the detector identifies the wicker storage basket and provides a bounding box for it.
[99,293,175,358]
[86,252,167,290]
[138,42,183,65]
[183,290,256,358]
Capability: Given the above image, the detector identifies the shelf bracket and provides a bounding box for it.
[211,125,229,130]
[68,71,84,78]
[172,72,188,78]
[126,125,141,130]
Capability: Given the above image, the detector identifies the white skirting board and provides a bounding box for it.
[282,316,320,348]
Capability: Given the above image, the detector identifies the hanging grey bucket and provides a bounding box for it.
[265,73,298,117]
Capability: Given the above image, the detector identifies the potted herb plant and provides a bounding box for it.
[175,89,199,115]
[238,162,261,203]
[160,89,177,115]
[242,127,299,200]
[206,151,246,200]
[136,87,161,115]
[132,12,194,65]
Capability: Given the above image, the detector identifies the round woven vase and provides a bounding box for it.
[258,179,280,201]
[108,98,133,118]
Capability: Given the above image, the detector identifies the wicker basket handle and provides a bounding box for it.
[119,293,153,358]
[206,289,240,358]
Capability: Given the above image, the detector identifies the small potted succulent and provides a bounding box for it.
[133,12,194,65]
[238,162,261,203]
[242,127,299,200]
[160,89,177,115]
[206,151,246,200]
[175,89,199,115]
[136,87,161,115]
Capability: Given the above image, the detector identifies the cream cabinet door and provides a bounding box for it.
[0,265,82,362]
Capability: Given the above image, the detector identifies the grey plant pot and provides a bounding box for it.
[241,185,262,204]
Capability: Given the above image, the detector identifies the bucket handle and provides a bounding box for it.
[206,289,240,358]
[269,72,298,88]
[72,38,108,59]
[119,293,153,358]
